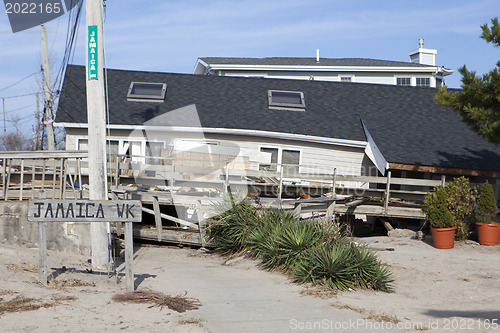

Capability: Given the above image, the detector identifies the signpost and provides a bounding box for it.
[3,0,111,270]
[28,199,142,291]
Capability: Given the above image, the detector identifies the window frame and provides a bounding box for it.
[258,146,302,174]
[416,77,430,87]
[268,90,306,110]
[127,82,167,102]
[396,77,411,86]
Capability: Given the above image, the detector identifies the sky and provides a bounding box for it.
[0,0,499,136]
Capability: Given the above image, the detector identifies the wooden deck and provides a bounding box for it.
[0,150,447,245]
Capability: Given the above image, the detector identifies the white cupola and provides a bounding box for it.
[408,38,437,66]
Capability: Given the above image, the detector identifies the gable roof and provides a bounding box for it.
[197,57,436,68]
[56,65,500,173]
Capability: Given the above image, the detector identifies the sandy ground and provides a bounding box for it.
[334,235,500,332]
[0,235,499,332]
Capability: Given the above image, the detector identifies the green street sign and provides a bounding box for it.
[88,25,97,80]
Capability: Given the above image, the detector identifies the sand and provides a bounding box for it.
[0,235,499,332]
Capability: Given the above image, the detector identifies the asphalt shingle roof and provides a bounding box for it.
[199,57,436,68]
[57,65,500,172]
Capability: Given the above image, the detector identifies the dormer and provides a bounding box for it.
[408,38,437,66]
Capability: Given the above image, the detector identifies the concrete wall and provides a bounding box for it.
[0,202,91,255]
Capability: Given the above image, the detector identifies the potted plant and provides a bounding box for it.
[476,181,500,246]
[424,187,456,249]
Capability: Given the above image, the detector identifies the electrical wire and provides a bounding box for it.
[101,0,117,281]
[0,72,39,94]
[0,92,41,100]
[2,103,35,114]
[50,0,84,119]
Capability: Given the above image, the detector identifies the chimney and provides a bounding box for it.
[408,38,437,66]
[316,49,320,63]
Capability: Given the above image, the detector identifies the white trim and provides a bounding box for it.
[193,58,210,75]
[56,123,368,149]
[200,63,453,76]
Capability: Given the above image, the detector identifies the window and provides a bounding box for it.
[78,138,88,151]
[259,147,300,174]
[146,141,164,165]
[127,82,167,101]
[416,78,430,87]
[396,78,411,86]
[282,149,300,174]
[340,76,352,82]
[259,147,278,172]
[268,90,305,110]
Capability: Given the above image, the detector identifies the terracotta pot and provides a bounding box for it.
[430,226,456,249]
[476,222,500,246]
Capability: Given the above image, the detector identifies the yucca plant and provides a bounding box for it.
[294,241,356,291]
[258,221,324,270]
[206,201,258,254]
[293,240,394,292]
[208,200,394,292]
[247,208,294,260]
[370,263,394,293]
[350,245,394,292]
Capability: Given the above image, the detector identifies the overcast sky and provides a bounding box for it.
[0,0,499,133]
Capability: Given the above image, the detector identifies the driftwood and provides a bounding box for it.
[112,290,201,313]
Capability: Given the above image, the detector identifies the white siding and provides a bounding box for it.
[202,133,367,176]
[66,129,369,177]
[219,69,437,86]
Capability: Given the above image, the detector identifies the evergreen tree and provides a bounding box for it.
[435,18,500,144]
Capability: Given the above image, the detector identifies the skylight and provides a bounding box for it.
[268,90,305,110]
[127,82,167,101]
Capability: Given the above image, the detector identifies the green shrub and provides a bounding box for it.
[259,221,324,270]
[444,177,477,240]
[476,181,497,224]
[293,240,394,292]
[206,201,259,255]
[424,186,455,228]
[207,200,393,292]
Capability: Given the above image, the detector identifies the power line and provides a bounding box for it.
[0,92,41,100]
[0,72,38,94]
[3,103,35,114]
[51,0,84,116]
[6,113,34,122]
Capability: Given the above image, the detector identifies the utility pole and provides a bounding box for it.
[2,98,5,149]
[2,98,5,138]
[86,0,109,270]
[41,24,55,150]
[35,93,41,150]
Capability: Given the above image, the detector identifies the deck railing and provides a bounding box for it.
[0,150,447,211]
[0,151,88,200]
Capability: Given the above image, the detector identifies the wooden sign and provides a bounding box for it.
[28,199,142,222]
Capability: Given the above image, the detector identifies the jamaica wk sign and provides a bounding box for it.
[28,199,142,222]
[87,25,98,80]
